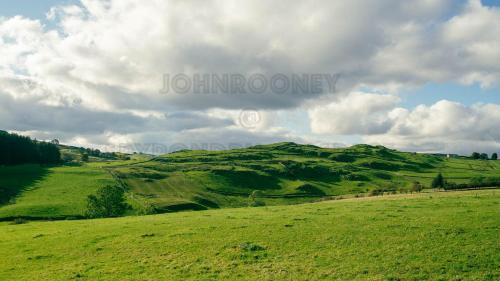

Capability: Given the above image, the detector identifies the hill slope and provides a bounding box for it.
[1,142,499,219]
[0,190,498,281]
[0,165,116,220]
[109,142,500,213]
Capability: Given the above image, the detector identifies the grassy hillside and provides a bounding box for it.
[0,190,498,281]
[0,165,116,220]
[1,142,498,219]
[109,142,500,213]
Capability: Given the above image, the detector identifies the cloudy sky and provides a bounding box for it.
[1,0,499,155]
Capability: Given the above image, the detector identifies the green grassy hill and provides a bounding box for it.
[1,190,498,281]
[1,142,499,219]
[108,142,500,213]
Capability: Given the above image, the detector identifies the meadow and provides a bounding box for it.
[0,190,498,280]
[0,165,116,220]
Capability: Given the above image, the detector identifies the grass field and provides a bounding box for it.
[0,190,498,281]
[0,165,116,219]
[1,143,499,219]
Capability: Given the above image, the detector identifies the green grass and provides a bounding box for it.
[0,190,498,280]
[0,165,50,205]
[109,143,500,213]
[0,165,116,219]
[1,142,499,219]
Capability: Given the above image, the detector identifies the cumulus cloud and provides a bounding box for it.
[309,92,400,134]
[309,93,500,154]
[364,100,500,154]
[0,0,499,153]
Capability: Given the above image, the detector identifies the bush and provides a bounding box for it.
[85,185,129,218]
[342,173,369,181]
[368,188,384,196]
[81,153,89,162]
[248,190,266,207]
[328,153,356,163]
[431,173,445,189]
[10,218,28,225]
[444,177,500,190]
[411,181,423,193]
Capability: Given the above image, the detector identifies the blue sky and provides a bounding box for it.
[0,0,76,19]
[400,83,500,108]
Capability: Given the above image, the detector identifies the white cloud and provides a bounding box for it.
[365,100,500,154]
[0,0,499,153]
[309,92,500,154]
[309,92,400,134]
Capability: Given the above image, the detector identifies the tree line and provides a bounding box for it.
[77,147,118,160]
[0,130,61,165]
[431,172,500,190]
[471,152,498,160]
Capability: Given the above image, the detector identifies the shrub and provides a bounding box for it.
[368,188,384,196]
[11,218,28,225]
[373,172,392,180]
[248,190,266,207]
[342,173,369,181]
[444,177,500,190]
[85,185,129,218]
[431,173,445,189]
[411,181,423,193]
[81,153,89,162]
[328,153,355,163]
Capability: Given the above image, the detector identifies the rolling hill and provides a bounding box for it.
[1,142,499,219]
[107,142,500,213]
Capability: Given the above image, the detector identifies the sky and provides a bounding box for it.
[0,0,499,155]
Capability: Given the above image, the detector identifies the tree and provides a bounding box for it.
[0,131,60,165]
[480,153,488,160]
[492,153,498,160]
[411,181,423,193]
[431,173,445,189]
[85,186,128,218]
[470,177,485,187]
[81,153,89,162]
[471,152,480,159]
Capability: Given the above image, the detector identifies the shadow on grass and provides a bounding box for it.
[0,165,52,205]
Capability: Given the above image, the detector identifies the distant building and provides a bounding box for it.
[431,153,459,158]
